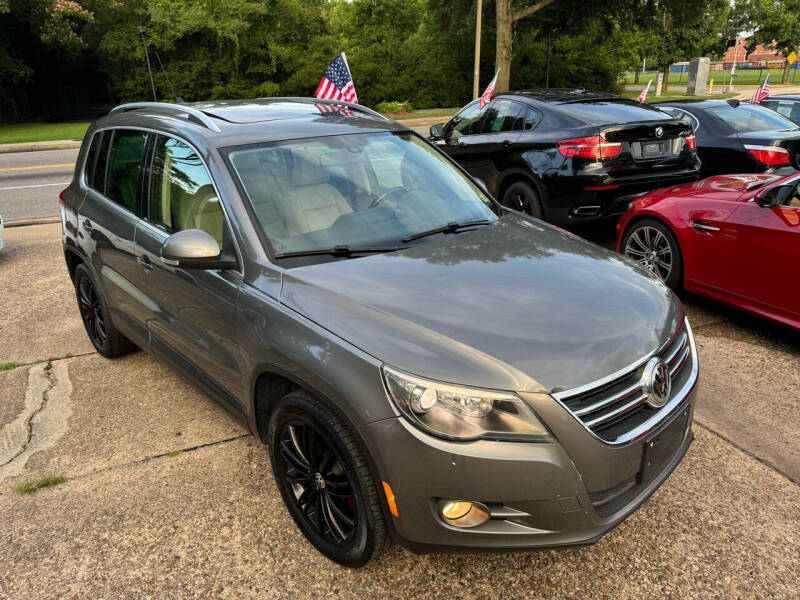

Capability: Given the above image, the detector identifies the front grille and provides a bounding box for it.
[553,318,697,445]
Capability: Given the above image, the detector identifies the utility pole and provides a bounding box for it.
[138,24,157,102]
[729,35,740,92]
[545,30,551,88]
[473,0,483,99]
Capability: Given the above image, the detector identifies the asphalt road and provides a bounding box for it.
[0,222,799,599]
[0,148,78,223]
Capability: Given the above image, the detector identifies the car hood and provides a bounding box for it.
[692,173,784,194]
[280,214,682,394]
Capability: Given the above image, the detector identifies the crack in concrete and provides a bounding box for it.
[0,361,73,481]
[694,420,800,488]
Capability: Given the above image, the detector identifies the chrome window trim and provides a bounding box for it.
[661,106,700,133]
[551,317,698,447]
[92,124,244,276]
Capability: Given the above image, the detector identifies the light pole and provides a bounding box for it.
[138,24,157,102]
[473,0,482,99]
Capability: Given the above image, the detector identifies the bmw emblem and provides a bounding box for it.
[655,126,664,138]
[642,357,671,408]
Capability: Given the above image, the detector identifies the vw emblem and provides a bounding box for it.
[655,126,664,138]
[642,357,671,408]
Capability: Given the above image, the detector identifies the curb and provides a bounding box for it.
[4,217,61,228]
[0,140,82,155]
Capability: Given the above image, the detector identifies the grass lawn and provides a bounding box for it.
[0,121,89,145]
[623,68,797,87]
[383,108,459,120]
[619,90,737,102]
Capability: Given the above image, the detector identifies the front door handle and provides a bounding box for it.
[82,219,93,232]
[502,139,512,147]
[692,220,720,232]
[137,255,153,272]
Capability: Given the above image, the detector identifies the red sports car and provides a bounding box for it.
[616,173,800,330]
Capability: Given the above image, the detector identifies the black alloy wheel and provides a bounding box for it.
[72,263,137,358]
[501,180,543,219]
[278,418,358,545]
[77,276,107,348]
[268,392,389,566]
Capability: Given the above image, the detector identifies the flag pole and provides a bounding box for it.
[473,0,483,100]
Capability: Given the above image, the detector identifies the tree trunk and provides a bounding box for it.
[661,64,670,94]
[782,59,790,84]
[634,67,640,84]
[495,0,512,92]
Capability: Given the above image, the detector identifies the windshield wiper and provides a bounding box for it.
[402,220,492,243]
[273,244,401,259]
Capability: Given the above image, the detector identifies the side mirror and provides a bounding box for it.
[161,229,237,270]
[757,185,793,208]
[429,123,444,139]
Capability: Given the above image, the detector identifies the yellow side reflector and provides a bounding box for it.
[382,481,399,517]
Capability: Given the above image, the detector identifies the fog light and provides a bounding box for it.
[439,500,490,528]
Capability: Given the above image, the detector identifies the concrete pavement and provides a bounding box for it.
[0,223,799,598]
[0,148,78,223]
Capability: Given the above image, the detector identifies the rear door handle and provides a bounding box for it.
[502,139,512,147]
[692,220,720,232]
[82,219,93,232]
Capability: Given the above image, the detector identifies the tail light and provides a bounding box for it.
[745,145,790,166]
[58,188,67,206]
[557,135,622,160]
[685,134,696,150]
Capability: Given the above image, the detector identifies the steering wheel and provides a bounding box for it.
[368,186,406,210]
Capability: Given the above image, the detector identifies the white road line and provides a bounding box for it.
[0,182,70,191]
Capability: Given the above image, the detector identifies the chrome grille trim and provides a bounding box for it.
[551,318,698,446]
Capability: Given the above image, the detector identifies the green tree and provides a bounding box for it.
[736,0,800,84]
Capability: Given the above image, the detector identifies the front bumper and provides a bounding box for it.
[362,387,696,554]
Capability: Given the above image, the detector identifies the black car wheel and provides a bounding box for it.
[73,263,137,358]
[622,219,683,290]
[502,180,543,219]
[268,391,390,567]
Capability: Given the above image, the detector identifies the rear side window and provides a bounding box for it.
[481,100,523,133]
[708,104,798,132]
[560,100,670,125]
[84,132,101,188]
[148,135,224,247]
[524,107,541,130]
[106,130,147,213]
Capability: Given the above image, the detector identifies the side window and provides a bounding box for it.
[106,129,147,213]
[148,136,225,247]
[92,131,111,193]
[445,102,487,139]
[84,131,101,189]
[481,100,523,133]
[524,107,541,130]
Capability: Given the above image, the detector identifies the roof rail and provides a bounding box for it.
[109,102,222,133]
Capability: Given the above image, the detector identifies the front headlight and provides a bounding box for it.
[382,366,552,442]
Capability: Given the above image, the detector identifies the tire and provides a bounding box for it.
[267,391,390,567]
[622,218,683,290]
[73,263,137,358]
[501,180,543,219]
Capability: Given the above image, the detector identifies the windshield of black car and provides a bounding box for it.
[709,104,800,132]
[227,131,499,255]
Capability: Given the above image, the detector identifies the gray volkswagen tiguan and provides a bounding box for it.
[59,98,698,567]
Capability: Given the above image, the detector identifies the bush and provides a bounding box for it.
[376,101,413,113]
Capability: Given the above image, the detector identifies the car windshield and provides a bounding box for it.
[227,131,499,256]
[709,104,799,132]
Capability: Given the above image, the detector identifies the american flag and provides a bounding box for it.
[314,53,358,104]
[314,103,353,117]
[637,79,652,103]
[479,69,500,108]
[750,74,770,103]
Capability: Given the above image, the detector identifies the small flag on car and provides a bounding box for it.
[750,74,770,104]
[314,53,358,104]
[637,80,652,103]
[479,70,500,108]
